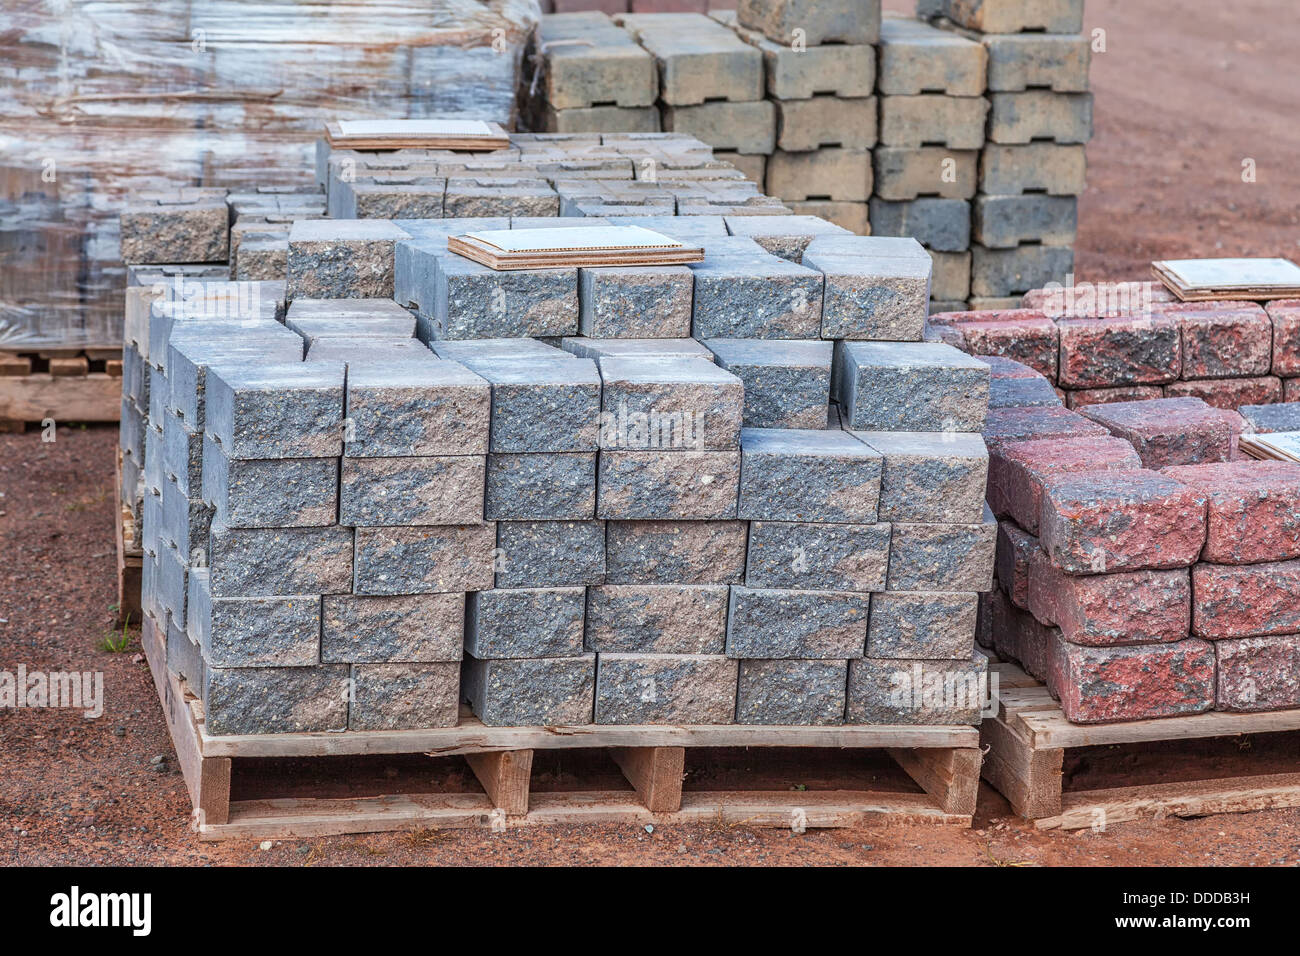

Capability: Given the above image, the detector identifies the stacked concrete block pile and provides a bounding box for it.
[981,354,1300,723]
[126,210,1003,733]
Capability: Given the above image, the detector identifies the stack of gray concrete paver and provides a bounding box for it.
[123,134,995,736]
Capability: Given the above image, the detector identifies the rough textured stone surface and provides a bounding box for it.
[120,195,229,265]
[208,525,354,597]
[585,584,729,653]
[873,147,977,201]
[425,251,578,340]
[887,506,996,592]
[689,238,825,339]
[458,356,601,452]
[287,219,409,299]
[971,244,1074,298]
[854,431,988,523]
[1267,300,1300,377]
[1039,469,1207,575]
[1045,634,1215,724]
[1028,550,1190,646]
[191,587,320,668]
[353,524,496,595]
[344,361,490,457]
[987,91,1093,145]
[981,405,1108,449]
[737,427,881,523]
[980,143,1087,196]
[804,236,932,341]
[932,311,1058,378]
[1065,386,1165,410]
[868,198,972,253]
[321,594,464,663]
[1162,462,1300,565]
[976,193,1077,249]
[1080,397,1243,469]
[878,95,989,150]
[1057,315,1182,388]
[1215,635,1300,713]
[770,95,874,152]
[988,374,1062,409]
[495,520,607,588]
[996,520,1038,609]
[535,12,657,110]
[766,148,873,203]
[205,363,345,460]
[664,99,778,153]
[462,655,596,726]
[987,434,1142,533]
[485,452,597,520]
[579,265,693,338]
[723,215,852,264]
[705,339,831,429]
[285,297,416,344]
[941,0,1084,35]
[726,587,868,659]
[837,342,989,432]
[597,450,739,519]
[466,587,587,658]
[1238,402,1300,434]
[204,665,349,736]
[598,355,743,450]
[1170,305,1273,380]
[983,33,1091,92]
[341,455,485,526]
[735,659,848,725]
[619,13,763,105]
[846,655,987,725]
[349,662,460,730]
[1193,560,1300,640]
[735,0,879,46]
[878,13,986,96]
[745,520,889,592]
[593,653,740,731]
[202,443,337,530]
[605,519,747,583]
[867,591,979,659]
[990,587,1054,681]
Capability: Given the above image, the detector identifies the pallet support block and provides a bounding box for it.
[611,746,686,812]
[466,750,535,816]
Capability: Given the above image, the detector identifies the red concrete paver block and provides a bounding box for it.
[1057,314,1181,389]
[1169,305,1272,380]
[1064,385,1164,410]
[1079,396,1243,468]
[1192,559,1300,639]
[1045,633,1215,723]
[982,404,1108,450]
[1267,300,1300,377]
[990,586,1053,682]
[930,310,1059,379]
[1162,461,1300,565]
[1215,634,1300,713]
[1164,376,1282,410]
[987,434,1141,533]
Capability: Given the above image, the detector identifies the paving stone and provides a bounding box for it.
[585,583,729,653]
[353,524,496,595]
[981,404,1108,450]
[771,96,876,152]
[429,253,579,340]
[561,337,713,361]
[1027,551,1190,646]
[120,193,229,265]
[287,219,411,299]
[166,338,306,428]
[1045,634,1214,724]
[597,450,740,519]
[987,434,1141,534]
[836,342,989,432]
[466,587,587,658]
[973,195,1077,249]
[1267,300,1300,376]
[429,337,566,362]
[704,338,831,429]
[745,520,890,592]
[162,411,203,498]
[455,356,601,452]
[987,374,1062,409]
[203,665,350,735]
[735,659,848,725]
[936,310,1058,378]
[726,587,868,659]
[940,0,1084,36]
[1215,635,1300,713]
[722,215,852,263]
[341,455,486,526]
[887,505,996,592]
[1162,461,1300,565]
[878,95,988,150]
[867,591,979,659]
[485,452,597,520]
[971,244,1073,299]
[1038,469,1207,574]
[1169,305,1273,379]
[594,653,737,724]
[284,297,416,346]
[804,236,933,340]
[578,265,694,338]
[330,177,446,220]
[166,610,207,688]
[1193,559,1300,640]
[535,12,658,110]
[988,91,1093,145]
[617,12,764,104]
[689,238,825,339]
[306,338,437,366]
[788,200,869,236]
[343,360,490,457]
[737,426,881,523]
[443,177,560,218]
[604,519,747,583]
[208,525,354,597]
[190,586,321,668]
[1056,314,1181,388]
[201,439,337,529]
[348,663,460,730]
[1165,376,1283,411]
[981,33,1091,92]
[990,587,1053,681]
[542,103,661,133]
[766,148,873,203]
[979,143,1087,195]
[663,100,777,154]
[729,20,875,100]
[873,147,978,201]
[853,431,988,523]
[996,520,1038,608]
[1238,402,1300,434]
[1080,397,1243,469]
[495,520,607,587]
[878,14,986,96]
[735,0,879,46]
[462,655,596,725]
[868,197,971,253]
[598,355,743,450]
[204,363,345,460]
[321,593,464,663]
[845,655,987,725]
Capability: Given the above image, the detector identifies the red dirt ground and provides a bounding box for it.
[3,0,1300,866]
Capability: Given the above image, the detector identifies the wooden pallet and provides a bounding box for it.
[140,616,983,840]
[982,661,1300,830]
[115,448,143,626]
[0,346,122,429]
